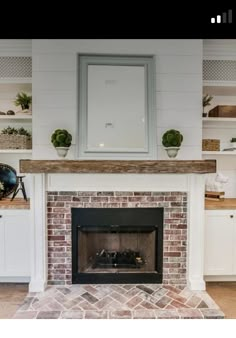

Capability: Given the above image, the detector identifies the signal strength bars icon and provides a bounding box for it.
[211,9,233,23]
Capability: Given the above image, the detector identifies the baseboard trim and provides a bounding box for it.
[188,278,206,290]
[29,279,47,292]
[0,276,30,283]
[205,275,236,282]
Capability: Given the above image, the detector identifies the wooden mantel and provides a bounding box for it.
[20,159,216,174]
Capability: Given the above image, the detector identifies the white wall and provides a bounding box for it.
[32,39,203,160]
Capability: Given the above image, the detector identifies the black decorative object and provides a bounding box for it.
[6,110,15,115]
[11,176,27,201]
[93,249,144,269]
[0,163,17,199]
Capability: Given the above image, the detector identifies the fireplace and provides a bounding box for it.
[72,208,163,284]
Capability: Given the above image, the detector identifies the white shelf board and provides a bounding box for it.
[0,114,32,120]
[203,80,236,87]
[0,149,32,154]
[202,151,236,155]
[203,81,236,96]
[0,78,32,84]
[203,117,236,122]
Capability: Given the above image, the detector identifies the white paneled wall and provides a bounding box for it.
[32,39,203,159]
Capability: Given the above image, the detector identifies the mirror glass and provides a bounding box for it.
[78,55,156,159]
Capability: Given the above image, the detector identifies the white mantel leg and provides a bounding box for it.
[187,174,206,290]
[29,174,47,292]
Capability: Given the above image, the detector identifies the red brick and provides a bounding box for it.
[48,236,65,241]
[110,197,128,202]
[48,213,64,219]
[164,252,181,257]
[115,191,133,196]
[146,197,164,202]
[84,203,103,208]
[54,196,72,201]
[97,191,114,196]
[91,197,109,202]
[128,197,147,202]
[102,203,120,208]
[52,208,69,213]
[72,197,90,202]
[48,247,65,252]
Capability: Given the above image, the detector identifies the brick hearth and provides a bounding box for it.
[47,191,187,288]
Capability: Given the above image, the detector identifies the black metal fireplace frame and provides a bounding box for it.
[72,208,163,284]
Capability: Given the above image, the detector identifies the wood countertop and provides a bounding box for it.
[205,198,236,210]
[0,198,30,209]
[20,159,216,174]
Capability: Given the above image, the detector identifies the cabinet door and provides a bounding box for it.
[205,212,234,275]
[0,215,4,273]
[3,213,30,276]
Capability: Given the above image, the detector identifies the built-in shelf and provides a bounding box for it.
[0,78,32,84]
[205,198,236,210]
[203,80,236,96]
[203,117,236,122]
[0,198,30,209]
[202,151,236,155]
[0,114,32,120]
[0,149,32,154]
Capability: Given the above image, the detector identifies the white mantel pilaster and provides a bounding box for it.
[29,174,47,292]
[187,174,206,290]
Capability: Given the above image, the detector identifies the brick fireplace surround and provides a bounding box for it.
[47,191,187,288]
[16,160,225,319]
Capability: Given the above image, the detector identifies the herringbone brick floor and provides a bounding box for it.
[13,284,224,319]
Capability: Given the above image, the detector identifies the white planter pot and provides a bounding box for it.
[231,142,236,148]
[164,147,180,158]
[55,147,69,158]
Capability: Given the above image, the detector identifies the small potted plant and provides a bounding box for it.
[51,129,72,157]
[203,94,213,117]
[14,92,32,113]
[230,138,236,148]
[162,129,183,158]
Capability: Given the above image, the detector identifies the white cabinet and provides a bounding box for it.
[0,209,30,281]
[204,210,236,277]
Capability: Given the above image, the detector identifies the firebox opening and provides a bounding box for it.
[72,208,163,284]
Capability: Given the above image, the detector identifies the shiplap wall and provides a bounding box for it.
[32,39,202,160]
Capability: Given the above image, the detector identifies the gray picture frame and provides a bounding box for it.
[78,54,156,159]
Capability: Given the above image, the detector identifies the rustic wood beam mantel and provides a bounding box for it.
[20,160,216,174]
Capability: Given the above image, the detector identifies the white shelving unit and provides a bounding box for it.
[0,56,32,200]
[0,115,32,120]
[0,78,31,84]
[0,149,32,154]
[203,117,236,122]
[202,151,236,155]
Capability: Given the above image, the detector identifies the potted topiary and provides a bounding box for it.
[14,92,32,113]
[162,129,183,158]
[230,138,236,148]
[51,129,72,157]
[203,94,213,117]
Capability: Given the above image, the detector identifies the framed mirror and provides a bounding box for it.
[78,54,156,159]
